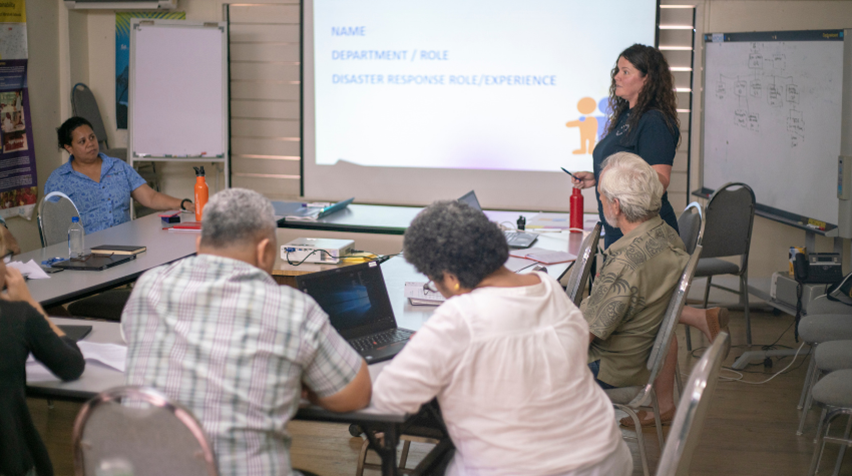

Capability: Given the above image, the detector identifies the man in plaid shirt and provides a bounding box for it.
[122,188,371,476]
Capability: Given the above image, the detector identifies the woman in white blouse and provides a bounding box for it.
[372,201,631,476]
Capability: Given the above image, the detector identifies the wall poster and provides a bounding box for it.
[0,0,35,220]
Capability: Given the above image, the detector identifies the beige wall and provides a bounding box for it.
[21,0,852,276]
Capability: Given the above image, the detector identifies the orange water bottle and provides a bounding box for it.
[193,166,209,222]
[569,187,583,233]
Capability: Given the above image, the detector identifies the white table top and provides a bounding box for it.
[15,213,198,306]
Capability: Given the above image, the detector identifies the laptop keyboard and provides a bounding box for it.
[350,329,414,353]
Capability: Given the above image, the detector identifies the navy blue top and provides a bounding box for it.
[592,109,680,248]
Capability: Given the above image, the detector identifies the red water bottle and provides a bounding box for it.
[569,187,583,233]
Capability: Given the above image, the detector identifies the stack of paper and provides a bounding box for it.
[8,260,51,279]
[509,248,576,265]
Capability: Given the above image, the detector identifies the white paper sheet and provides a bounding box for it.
[76,341,128,372]
[7,259,50,279]
[25,361,62,383]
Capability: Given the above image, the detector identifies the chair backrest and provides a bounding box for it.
[700,183,755,266]
[71,83,110,151]
[677,202,704,255]
[631,245,703,406]
[564,222,602,306]
[655,331,729,476]
[73,386,218,476]
[38,191,81,247]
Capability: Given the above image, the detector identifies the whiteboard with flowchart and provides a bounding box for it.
[701,30,845,227]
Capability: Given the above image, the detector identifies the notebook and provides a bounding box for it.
[295,261,413,363]
[457,190,538,248]
[51,254,136,271]
[90,245,147,256]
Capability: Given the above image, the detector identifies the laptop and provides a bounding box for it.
[295,261,414,363]
[51,254,136,271]
[457,191,538,248]
[282,197,355,222]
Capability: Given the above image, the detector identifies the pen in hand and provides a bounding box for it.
[560,167,578,180]
[561,167,584,189]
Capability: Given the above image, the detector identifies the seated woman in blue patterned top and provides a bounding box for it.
[44,117,196,234]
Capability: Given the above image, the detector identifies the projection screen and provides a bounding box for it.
[302,0,659,210]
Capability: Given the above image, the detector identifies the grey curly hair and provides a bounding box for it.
[200,188,276,248]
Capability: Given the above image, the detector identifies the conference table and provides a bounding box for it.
[16,212,199,307]
[23,205,594,475]
[24,257,459,475]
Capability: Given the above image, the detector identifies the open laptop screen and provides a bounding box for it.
[296,261,396,339]
[457,190,483,211]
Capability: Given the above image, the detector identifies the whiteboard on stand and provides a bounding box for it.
[129,19,228,160]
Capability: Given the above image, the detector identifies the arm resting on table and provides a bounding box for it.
[26,306,85,381]
[131,184,194,212]
[311,359,372,413]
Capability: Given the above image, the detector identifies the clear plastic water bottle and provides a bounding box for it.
[68,216,85,258]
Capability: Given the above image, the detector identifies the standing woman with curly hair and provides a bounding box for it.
[571,43,680,247]
[573,45,729,429]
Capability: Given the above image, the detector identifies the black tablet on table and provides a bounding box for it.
[51,254,136,271]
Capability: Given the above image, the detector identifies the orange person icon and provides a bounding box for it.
[565,97,599,155]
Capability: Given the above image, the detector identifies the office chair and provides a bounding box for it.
[73,386,219,476]
[71,83,158,190]
[655,332,729,476]
[38,191,81,247]
[605,245,702,476]
[796,313,852,436]
[796,296,852,418]
[563,222,601,306]
[71,83,127,162]
[676,202,704,351]
[38,192,131,320]
[677,202,704,256]
[693,183,755,345]
[808,369,852,476]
